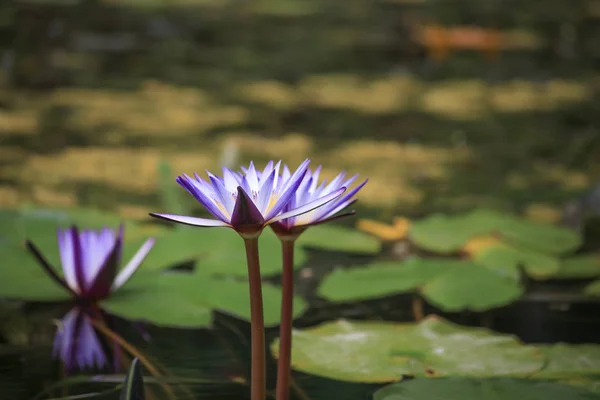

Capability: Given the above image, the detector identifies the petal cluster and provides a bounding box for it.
[27,225,155,300]
[272,166,367,233]
[150,159,345,234]
[53,307,109,372]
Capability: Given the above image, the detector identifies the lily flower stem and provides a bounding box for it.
[276,238,296,400]
[243,237,267,400]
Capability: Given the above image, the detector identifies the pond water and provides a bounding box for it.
[3,248,600,400]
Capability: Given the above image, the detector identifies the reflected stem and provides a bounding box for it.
[276,239,295,400]
[243,237,267,400]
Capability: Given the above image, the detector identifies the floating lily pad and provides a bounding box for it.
[408,214,491,254]
[0,242,70,301]
[272,316,543,383]
[473,243,560,279]
[470,245,522,280]
[420,261,524,312]
[206,278,307,327]
[100,272,212,328]
[296,224,381,254]
[532,344,600,378]
[373,378,600,400]
[139,227,234,271]
[555,255,600,279]
[317,258,445,303]
[498,218,582,256]
[408,209,582,257]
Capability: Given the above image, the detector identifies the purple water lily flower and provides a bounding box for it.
[149,159,346,237]
[271,166,367,237]
[26,225,155,300]
[53,306,110,372]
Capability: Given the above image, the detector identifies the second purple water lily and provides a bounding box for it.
[26,225,155,301]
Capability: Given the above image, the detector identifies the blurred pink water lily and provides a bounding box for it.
[53,306,110,372]
[150,159,346,236]
[26,225,155,300]
[271,165,367,237]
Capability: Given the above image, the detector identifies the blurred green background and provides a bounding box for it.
[2,2,600,398]
[1,0,599,221]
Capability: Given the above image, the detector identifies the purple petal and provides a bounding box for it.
[264,163,309,221]
[230,186,265,228]
[222,167,241,192]
[269,186,346,224]
[245,161,260,192]
[308,209,357,227]
[112,238,155,290]
[309,166,322,192]
[261,160,274,178]
[149,213,231,227]
[70,227,87,295]
[256,169,276,211]
[86,226,123,299]
[57,228,78,291]
[177,176,229,222]
[314,179,368,221]
[208,173,235,219]
[79,228,116,288]
[318,179,369,218]
[25,240,77,296]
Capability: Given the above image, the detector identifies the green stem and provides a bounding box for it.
[243,237,266,400]
[276,239,295,400]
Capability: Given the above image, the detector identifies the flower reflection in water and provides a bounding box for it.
[53,306,119,373]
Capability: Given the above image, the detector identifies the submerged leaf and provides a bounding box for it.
[272,316,543,383]
[373,377,600,400]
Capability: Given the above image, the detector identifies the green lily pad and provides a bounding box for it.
[0,242,70,301]
[373,378,600,400]
[317,258,445,303]
[554,255,600,279]
[473,243,560,279]
[498,218,582,256]
[470,245,522,281]
[272,316,543,383]
[296,224,381,254]
[532,344,600,378]
[100,272,212,328]
[420,261,524,312]
[139,227,233,271]
[408,214,491,254]
[206,278,308,327]
[584,280,600,297]
[200,228,306,277]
